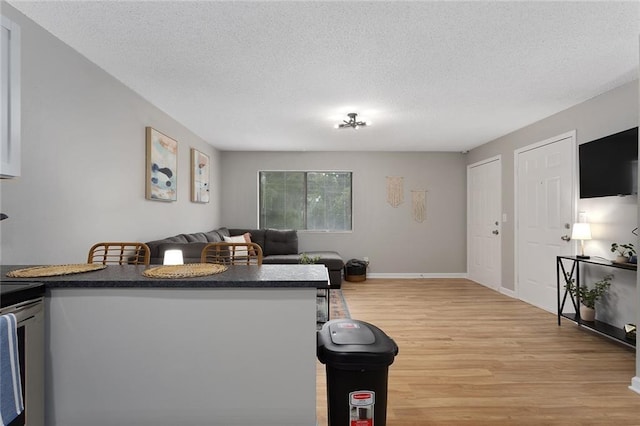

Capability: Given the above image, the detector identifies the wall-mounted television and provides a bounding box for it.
[579,127,638,199]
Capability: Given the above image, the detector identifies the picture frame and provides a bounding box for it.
[145,127,177,201]
[191,148,210,203]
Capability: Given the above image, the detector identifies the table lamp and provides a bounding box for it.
[571,223,592,259]
[163,249,184,265]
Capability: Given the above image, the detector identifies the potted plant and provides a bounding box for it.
[611,243,635,263]
[564,274,612,321]
[299,253,320,264]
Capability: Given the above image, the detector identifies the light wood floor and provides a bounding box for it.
[316,278,640,425]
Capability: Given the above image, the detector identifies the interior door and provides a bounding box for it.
[468,157,502,290]
[516,132,575,313]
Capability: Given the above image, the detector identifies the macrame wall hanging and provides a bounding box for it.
[386,176,404,208]
[411,190,427,223]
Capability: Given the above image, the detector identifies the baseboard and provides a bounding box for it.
[500,287,517,298]
[629,376,640,395]
[366,272,468,279]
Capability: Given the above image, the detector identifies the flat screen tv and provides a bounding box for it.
[579,127,638,199]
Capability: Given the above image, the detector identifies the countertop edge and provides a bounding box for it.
[1,264,331,289]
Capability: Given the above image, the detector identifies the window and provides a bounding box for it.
[259,171,352,231]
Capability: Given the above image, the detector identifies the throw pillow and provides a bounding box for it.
[223,235,246,244]
[242,232,257,255]
[223,234,254,257]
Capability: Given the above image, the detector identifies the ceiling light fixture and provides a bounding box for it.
[334,112,370,130]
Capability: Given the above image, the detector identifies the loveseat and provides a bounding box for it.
[145,227,344,287]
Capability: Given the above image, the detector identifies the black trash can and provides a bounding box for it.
[317,319,398,426]
[345,259,368,282]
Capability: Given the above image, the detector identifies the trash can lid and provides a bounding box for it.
[328,321,376,345]
[317,319,398,370]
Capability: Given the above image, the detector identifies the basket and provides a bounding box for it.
[142,263,228,279]
[6,264,107,278]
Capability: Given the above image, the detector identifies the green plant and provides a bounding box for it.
[564,274,613,309]
[299,253,320,264]
[611,243,635,257]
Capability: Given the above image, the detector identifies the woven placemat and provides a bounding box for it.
[142,263,228,279]
[6,264,107,278]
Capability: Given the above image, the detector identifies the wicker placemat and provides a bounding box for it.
[6,264,107,278]
[142,263,228,279]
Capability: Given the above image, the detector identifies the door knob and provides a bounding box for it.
[492,230,499,235]
[561,235,571,241]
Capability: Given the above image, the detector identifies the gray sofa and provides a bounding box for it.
[145,227,344,287]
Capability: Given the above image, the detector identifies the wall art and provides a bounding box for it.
[146,127,177,201]
[411,190,427,223]
[191,148,210,203]
[386,176,404,207]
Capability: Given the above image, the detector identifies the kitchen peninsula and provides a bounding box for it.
[2,264,329,426]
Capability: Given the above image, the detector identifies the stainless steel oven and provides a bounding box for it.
[0,283,45,426]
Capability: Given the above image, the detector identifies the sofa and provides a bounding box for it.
[145,227,344,287]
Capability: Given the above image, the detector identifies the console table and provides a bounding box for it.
[556,256,636,348]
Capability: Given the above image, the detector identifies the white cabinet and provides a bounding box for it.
[1,15,20,178]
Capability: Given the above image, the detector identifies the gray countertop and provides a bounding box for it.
[1,264,330,289]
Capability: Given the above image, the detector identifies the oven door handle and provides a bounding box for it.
[1,297,44,323]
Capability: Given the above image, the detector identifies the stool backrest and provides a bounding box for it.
[88,242,151,265]
[201,242,263,266]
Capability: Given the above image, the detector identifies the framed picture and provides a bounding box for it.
[191,148,210,203]
[145,127,177,201]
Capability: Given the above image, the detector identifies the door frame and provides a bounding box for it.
[513,130,577,300]
[467,155,502,291]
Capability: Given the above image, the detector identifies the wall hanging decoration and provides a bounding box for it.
[386,176,404,207]
[411,190,427,223]
[146,127,177,201]
[191,148,210,203]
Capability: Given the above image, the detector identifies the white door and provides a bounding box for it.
[468,156,502,290]
[516,131,575,313]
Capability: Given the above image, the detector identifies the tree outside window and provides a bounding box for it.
[259,171,352,231]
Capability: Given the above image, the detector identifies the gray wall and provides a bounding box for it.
[220,151,467,275]
[0,3,221,264]
[467,79,639,292]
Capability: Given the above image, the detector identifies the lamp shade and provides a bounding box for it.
[571,223,592,240]
[163,249,184,265]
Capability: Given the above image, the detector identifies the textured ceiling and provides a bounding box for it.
[7,1,640,152]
